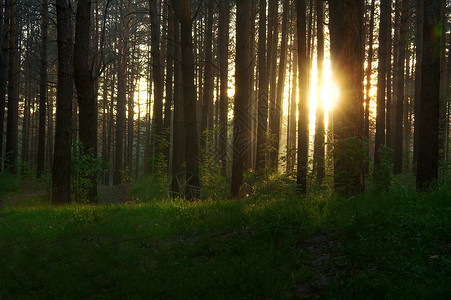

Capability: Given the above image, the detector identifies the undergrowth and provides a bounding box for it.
[0,175,449,298]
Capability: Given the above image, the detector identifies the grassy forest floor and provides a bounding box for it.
[0,174,450,299]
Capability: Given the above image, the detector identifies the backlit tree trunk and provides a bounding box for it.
[37,0,49,178]
[297,0,309,195]
[313,0,325,185]
[173,0,200,199]
[416,0,441,189]
[53,0,74,204]
[5,0,19,174]
[329,0,365,195]
[74,0,98,201]
[375,0,391,167]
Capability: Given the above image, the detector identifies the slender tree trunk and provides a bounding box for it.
[5,0,19,174]
[102,66,108,184]
[0,0,7,171]
[114,1,129,185]
[287,30,298,175]
[150,0,164,163]
[393,0,409,174]
[272,0,290,174]
[37,0,49,178]
[173,0,200,199]
[416,0,441,189]
[218,0,229,177]
[47,86,54,172]
[164,1,175,161]
[297,0,308,195]
[255,0,268,176]
[375,0,391,167]
[201,0,214,137]
[267,0,279,171]
[363,0,375,174]
[313,0,325,185]
[53,0,73,204]
[439,0,447,164]
[231,0,250,197]
[171,16,185,195]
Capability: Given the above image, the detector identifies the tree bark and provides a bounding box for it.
[5,0,19,174]
[218,0,229,177]
[37,0,49,178]
[416,0,441,189]
[413,0,424,168]
[200,0,214,145]
[173,0,200,199]
[375,0,391,167]
[393,0,409,174]
[74,0,98,201]
[114,0,129,185]
[313,0,325,185]
[150,0,164,162]
[363,0,375,174]
[0,0,7,171]
[272,0,290,174]
[255,0,268,176]
[297,0,309,195]
[231,0,250,197]
[53,0,74,204]
[329,0,365,195]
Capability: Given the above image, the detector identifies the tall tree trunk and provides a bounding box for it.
[393,0,409,175]
[170,15,185,195]
[164,0,175,161]
[74,0,98,201]
[173,0,200,199]
[363,0,375,174]
[255,0,268,176]
[413,0,424,168]
[53,0,74,204]
[37,0,49,178]
[287,29,298,174]
[231,0,250,197]
[0,0,8,171]
[416,0,441,189]
[102,66,109,184]
[218,0,229,177]
[5,0,19,174]
[329,0,365,195]
[273,0,290,174]
[439,0,447,164]
[267,0,279,171]
[47,86,54,172]
[375,0,391,167]
[297,0,308,195]
[114,1,129,185]
[150,0,164,163]
[201,0,214,141]
[313,0,325,185]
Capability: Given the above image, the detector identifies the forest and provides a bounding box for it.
[0,0,450,298]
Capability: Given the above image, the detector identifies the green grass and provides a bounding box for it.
[0,178,450,299]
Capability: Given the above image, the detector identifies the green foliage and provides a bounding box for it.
[372,145,393,191]
[150,129,170,196]
[200,127,229,199]
[330,136,368,194]
[1,179,450,298]
[0,172,19,197]
[71,141,108,203]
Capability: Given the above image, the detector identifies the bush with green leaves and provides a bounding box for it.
[200,127,229,199]
[71,141,108,203]
[372,145,393,191]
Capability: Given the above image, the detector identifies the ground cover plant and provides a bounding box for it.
[0,176,450,299]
